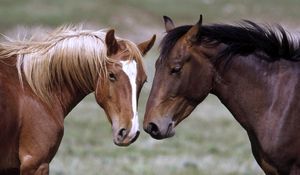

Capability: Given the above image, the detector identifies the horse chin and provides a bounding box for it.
[113,131,140,147]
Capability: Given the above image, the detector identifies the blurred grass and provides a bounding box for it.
[1,0,300,174]
[1,0,300,32]
[51,93,262,175]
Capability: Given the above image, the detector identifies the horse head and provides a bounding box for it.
[96,29,155,146]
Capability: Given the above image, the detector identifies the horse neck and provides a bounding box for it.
[52,85,92,117]
[211,54,273,129]
[21,69,92,117]
[15,57,93,117]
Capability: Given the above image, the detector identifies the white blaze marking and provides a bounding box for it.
[120,60,139,137]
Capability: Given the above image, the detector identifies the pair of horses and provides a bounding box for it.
[1,15,300,174]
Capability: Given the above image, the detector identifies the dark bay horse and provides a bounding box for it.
[0,26,155,174]
[144,15,300,175]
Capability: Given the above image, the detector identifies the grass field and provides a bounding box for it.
[1,0,300,174]
[50,93,262,175]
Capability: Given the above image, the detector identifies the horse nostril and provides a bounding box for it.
[117,128,127,141]
[148,122,160,136]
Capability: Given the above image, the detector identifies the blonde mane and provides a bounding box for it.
[0,26,143,103]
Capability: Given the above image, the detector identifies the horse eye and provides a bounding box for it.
[108,73,117,81]
[171,66,182,74]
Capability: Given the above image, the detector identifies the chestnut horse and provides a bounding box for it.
[0,26,155,174]
[144,15,300,175]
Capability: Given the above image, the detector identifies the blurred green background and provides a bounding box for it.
[1,0,300,174]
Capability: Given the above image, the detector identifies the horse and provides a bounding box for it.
[143,15,300,175]
[0,26,155,174]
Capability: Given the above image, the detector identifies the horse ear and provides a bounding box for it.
[163,16,175,32]
[105,29,119,56]
[138,34,156,56]
[186,14,203,44]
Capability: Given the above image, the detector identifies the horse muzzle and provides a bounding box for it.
[143,117,175,140]
[113,127,140,146]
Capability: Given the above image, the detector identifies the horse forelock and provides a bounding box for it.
[0,25,144,104]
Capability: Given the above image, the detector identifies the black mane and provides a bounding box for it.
[159,21,300,63]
